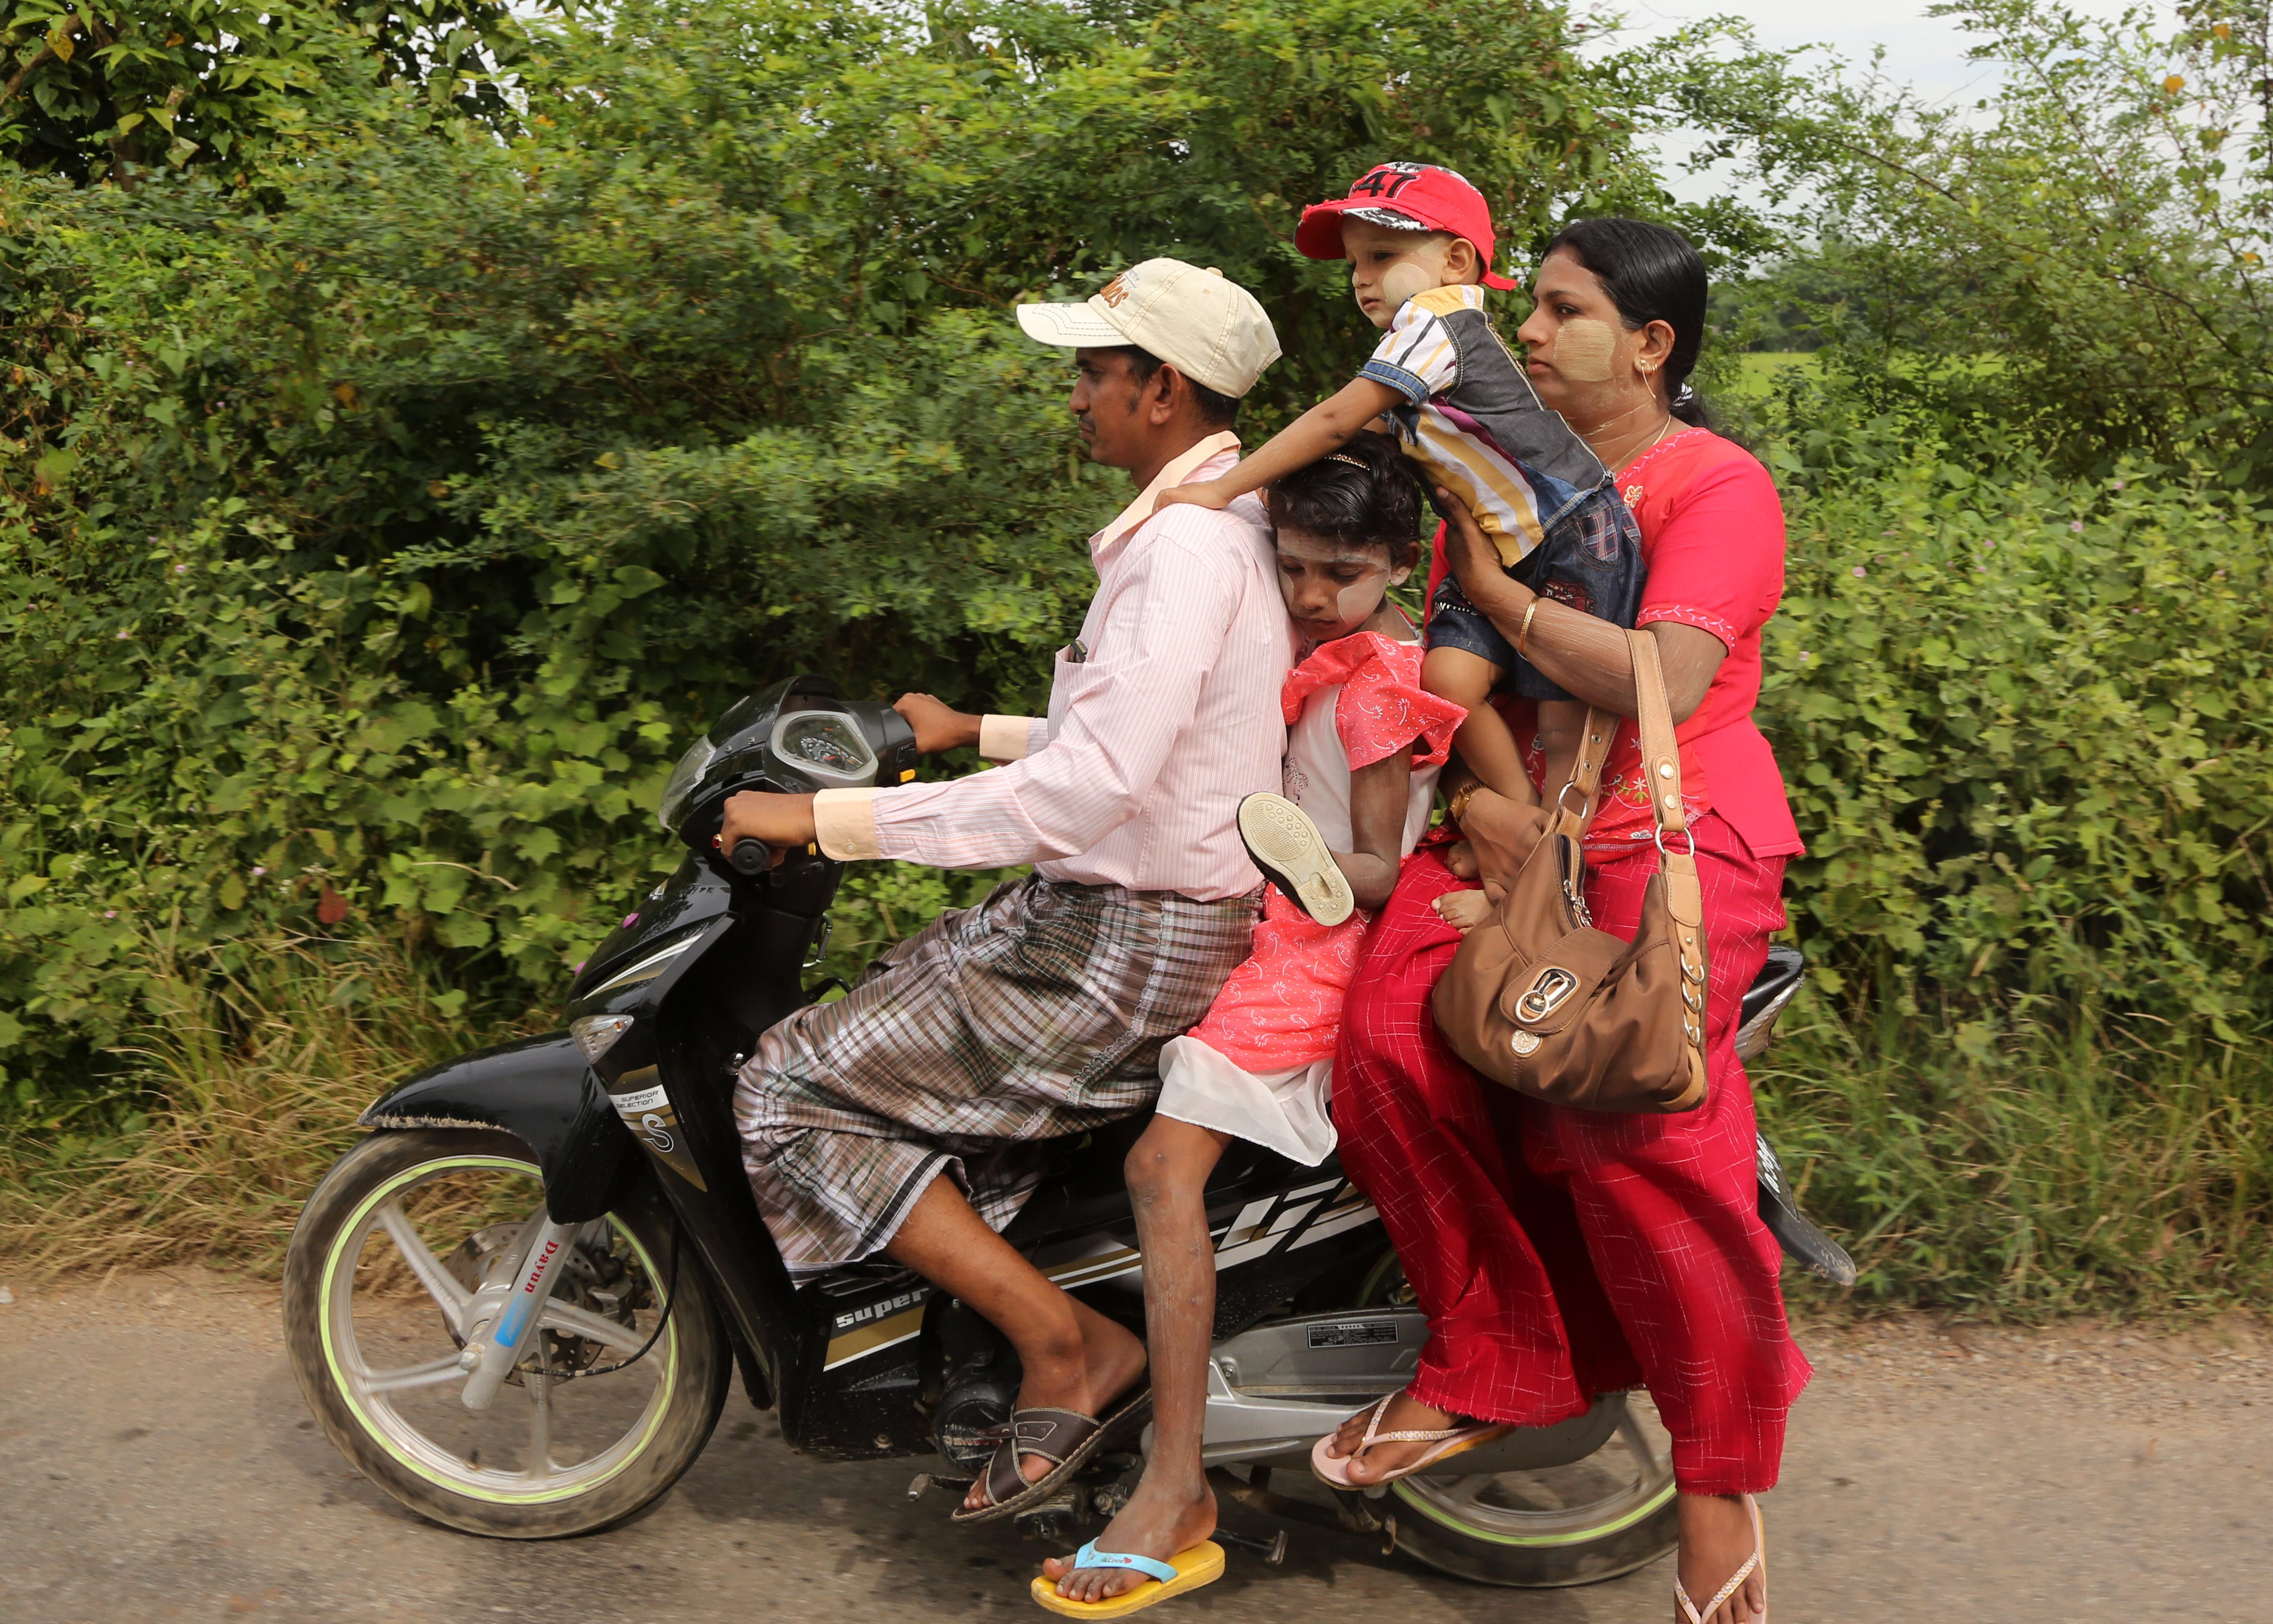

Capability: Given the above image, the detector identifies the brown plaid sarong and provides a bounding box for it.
[733,875,1258,1276]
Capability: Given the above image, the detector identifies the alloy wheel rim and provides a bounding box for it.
[1390,1391,1677,1547]
[317,1153,681,1505]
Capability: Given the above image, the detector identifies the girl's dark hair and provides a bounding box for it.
[1266,434,1424,564]
[1540,217,1712,428]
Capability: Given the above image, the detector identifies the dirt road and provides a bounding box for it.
[0,1271,2264,1623]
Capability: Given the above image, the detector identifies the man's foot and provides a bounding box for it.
[1041,1474,1217,1603]
[1674,1492,1767,1623]
[961,1307,1148,1513]
[1321,1391,1470,1484]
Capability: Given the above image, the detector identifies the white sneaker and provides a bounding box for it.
[1237,793,1355,927]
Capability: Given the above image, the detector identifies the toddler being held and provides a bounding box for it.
[1157,161,1646,812]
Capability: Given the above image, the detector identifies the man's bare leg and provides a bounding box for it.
[1044,1116,1228,1602]
[884,1173,1147,1512]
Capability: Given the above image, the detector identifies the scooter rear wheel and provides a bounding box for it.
[282,1129,730,1538]
[1339,1254,1680,1587]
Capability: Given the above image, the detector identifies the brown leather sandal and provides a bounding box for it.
[950,1384,1152,1526]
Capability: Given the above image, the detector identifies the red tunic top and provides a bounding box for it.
[1425,427,1803,861]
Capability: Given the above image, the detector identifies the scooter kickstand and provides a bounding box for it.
[907,1472,974,1502]
[1213,1528,1288,1566]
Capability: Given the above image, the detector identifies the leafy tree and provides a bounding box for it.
[0,0,529,184]
[0,0,1656,1106]
[1656,0,2273,480]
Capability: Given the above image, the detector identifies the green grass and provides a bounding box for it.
[0,931,527,1277]
[1730,352,1825,392]
[5,922,2267,1320]
[1755,991,2273,1319]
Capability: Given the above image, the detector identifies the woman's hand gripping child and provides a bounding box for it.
[1152,161,1646,834]
[1036,441,1463,1615]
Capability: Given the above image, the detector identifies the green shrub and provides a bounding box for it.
[0,0,1648,1115]
[1760,413,2273,1045]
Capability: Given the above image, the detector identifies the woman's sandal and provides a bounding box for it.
[1675,1493,1768,1624]
[1308,1391,1511,1488]
[1028,1541,1225,1618]
[951,1383,1154,1526]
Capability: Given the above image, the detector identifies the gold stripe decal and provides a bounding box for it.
[823,1305,925,1370]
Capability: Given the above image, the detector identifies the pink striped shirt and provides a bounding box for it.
[812,432,1292,901]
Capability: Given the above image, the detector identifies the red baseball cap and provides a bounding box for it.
[1296,162,1520,291]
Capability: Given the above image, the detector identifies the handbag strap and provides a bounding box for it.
[1628,630,1709,1051]
[1628,629,1687,841]
[1551,707,1616,842]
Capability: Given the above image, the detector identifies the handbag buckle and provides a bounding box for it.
[1515,966,1581,1023]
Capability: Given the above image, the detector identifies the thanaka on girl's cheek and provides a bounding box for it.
[1273,530,1409,640]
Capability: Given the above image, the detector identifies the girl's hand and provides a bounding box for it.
[1155,478,1234,514]
[1436,487,1527,614]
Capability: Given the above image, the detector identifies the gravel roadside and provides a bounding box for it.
[0,1269,2264,1623]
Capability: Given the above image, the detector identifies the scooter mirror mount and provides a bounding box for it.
[666,678,920,884]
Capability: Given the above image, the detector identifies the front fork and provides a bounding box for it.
[459,1216,583,1411]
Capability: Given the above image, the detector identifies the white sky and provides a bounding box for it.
[1588,0,2171,205]
[1594,0,2160,103]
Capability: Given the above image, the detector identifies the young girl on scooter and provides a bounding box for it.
[1035,436,1463,1615]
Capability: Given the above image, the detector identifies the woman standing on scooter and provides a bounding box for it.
[1321,219,1809,1624]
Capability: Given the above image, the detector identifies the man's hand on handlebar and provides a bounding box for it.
[717,791,819,872]
[893,692,982,754]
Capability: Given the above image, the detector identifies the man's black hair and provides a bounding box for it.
[1266,434,1424,565]
[1106,345,1241,429]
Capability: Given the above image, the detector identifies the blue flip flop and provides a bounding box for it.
[1029,1540,1226,1618]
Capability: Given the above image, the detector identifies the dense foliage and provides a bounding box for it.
[1683,0,2273,482]
[0,0,1656,1108]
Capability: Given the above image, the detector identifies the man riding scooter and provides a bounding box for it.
[716,259,1289,1527]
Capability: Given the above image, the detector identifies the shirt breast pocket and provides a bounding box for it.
[1047,646,1117,730]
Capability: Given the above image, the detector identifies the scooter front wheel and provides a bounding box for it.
[282,1129,730,1537]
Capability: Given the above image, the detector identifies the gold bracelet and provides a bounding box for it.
[1516,595,1542,659]
[1447,782,1479,825]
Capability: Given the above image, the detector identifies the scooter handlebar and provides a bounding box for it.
[726,837,777,876]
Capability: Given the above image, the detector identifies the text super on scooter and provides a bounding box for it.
[282,674,1849,1588]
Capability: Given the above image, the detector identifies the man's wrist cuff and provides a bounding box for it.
[979,714,1039,763]
[812,788,882,860]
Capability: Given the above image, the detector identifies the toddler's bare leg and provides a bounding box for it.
[1042,1116,1228,1603]
[1533,698,1595,796]
[1423,647,1536,805]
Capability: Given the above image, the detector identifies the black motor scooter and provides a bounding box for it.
[281,674,1849,1589]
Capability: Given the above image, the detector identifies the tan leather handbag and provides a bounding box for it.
[1432,630,1710,1113]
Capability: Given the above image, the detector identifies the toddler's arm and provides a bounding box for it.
[1154,377,1404,513]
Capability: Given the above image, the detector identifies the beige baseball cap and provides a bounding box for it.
[1016,258,1281,397]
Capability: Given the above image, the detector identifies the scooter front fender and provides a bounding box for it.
[360,1033,633,1226]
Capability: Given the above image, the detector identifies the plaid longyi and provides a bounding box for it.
[733,874,1257,1276]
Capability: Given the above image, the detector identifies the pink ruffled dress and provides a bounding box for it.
[1156,632,1464,1164]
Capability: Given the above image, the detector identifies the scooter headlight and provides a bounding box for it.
[657,735,718,833]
